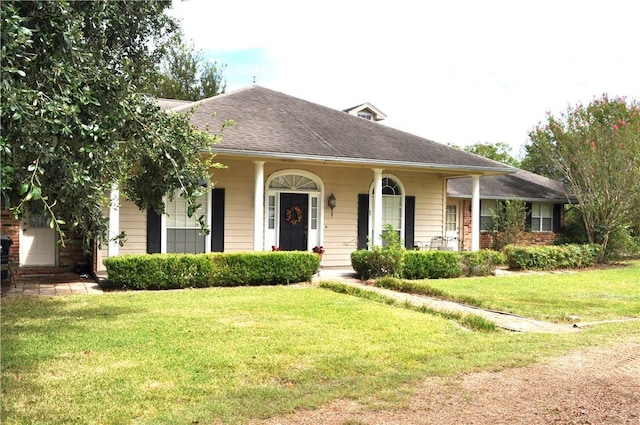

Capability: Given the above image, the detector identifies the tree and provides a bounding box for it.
[452,142,520,167]
[488,200,527,250]
[151,38,227,101]
[1,0,229,249]
[526,94,640,258]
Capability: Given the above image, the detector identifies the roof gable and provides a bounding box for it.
[174,86,515,174]
[343,102,387,121]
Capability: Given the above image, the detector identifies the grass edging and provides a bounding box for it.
[319,282,497,332]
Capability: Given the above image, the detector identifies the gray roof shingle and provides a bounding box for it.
[173,86,516,173]
[447,169,574,203]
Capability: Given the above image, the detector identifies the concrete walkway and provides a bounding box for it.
[1,272,103,297]
[314,268,582,333]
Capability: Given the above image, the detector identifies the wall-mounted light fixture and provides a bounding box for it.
[328,193,336,217]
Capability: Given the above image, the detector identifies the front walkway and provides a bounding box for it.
[1,272,103,297]
[314,268,582,333]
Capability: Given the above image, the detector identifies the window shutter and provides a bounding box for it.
[146,207,161,254]
[553,203,562,233]
[357,194,369,250]
[404,196,415,249]
[525,202,533,231]
[211,188,225,252]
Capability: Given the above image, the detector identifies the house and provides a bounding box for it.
[447,169,573,250]
[95,85,517,269]
[5,86,517,272]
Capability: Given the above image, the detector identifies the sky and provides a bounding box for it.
[167,0,640,158]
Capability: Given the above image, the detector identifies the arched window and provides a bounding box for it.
[269,175,318,191]
[381,177,403,233]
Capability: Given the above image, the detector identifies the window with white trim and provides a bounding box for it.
[531,203,553,232]
[480,200,497,231]
[165,192,207,253]
[358,112,373,120]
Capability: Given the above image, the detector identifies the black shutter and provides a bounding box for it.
[146,207,161,254]
[525,202,533,231]
[357,194,369,250]
[553,203,562,233]
[211,188,225,252]
[404,196,415,249]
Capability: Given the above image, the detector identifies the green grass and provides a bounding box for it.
[2,263,640,424]
[409,260,640,322]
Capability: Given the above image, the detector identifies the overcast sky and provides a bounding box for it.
[168,0,640,157]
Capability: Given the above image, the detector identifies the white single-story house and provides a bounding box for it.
[94,85,516,269]
[4,86,519,271]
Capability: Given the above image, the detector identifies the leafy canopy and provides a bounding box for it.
[0,0,229,248]
[526,94,640,257]
[451,142,520,167]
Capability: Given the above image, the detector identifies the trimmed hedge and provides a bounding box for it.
[503,244,601,270]
[460,250,507,277]
[103,251,319,290]
[351,249,463,280]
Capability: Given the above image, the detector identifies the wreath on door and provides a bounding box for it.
[285,205,303,225]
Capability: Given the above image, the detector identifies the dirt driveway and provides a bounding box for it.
[258,341,640,424]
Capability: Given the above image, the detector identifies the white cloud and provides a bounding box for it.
[168,0,640,154]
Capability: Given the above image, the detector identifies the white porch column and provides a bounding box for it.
[372,168,383,247]
[107,184,120,257]
[253,161,265,251]
[471,174,480,251]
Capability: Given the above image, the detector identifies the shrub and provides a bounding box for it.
[503,244,600,270]
[104,251,319,289]
[401,250,462,279]
[350,225,406,280]
[460,250,506,277]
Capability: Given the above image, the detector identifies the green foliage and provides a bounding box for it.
[452,142,520,167]
[402,250,462,279]
[525,94,640,259]
[487,200,527,249]
[151,37,227,100]
[103,252,319,289]
[350,224,406,279]
[504,244,601,270]
[460,250,507,277]
[0,0,227,248]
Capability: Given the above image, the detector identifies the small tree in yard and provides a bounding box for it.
[488,200,527,250]
[526,94,640,260]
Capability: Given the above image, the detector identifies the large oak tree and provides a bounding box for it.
[1,0,228,249]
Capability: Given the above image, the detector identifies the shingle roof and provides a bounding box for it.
[447,169,574,203]
[157,98,193,110]
[173,86,515,174]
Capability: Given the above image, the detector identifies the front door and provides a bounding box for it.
[445,204,459,250]
[21,211,57,266]
[279,193,308,251]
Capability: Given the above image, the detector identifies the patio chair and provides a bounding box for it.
[429,236,445,250]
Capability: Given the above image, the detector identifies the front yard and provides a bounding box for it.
[1,261,639,424]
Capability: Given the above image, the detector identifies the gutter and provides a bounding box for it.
[207,148,517,175]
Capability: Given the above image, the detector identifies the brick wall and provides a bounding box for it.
[458,200,562,250]
[1,209,20,263]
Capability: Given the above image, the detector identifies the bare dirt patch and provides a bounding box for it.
[258,342,640,424]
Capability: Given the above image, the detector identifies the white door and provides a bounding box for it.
[445,204,459,250]
[21,212,57,266]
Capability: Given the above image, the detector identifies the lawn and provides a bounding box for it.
[1,263,639,424]
[422,259,640,322]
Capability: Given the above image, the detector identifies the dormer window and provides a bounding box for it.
[343,102,387,122]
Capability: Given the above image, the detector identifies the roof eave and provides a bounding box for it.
[208,148,516,174]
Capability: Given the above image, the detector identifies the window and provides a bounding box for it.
[358,112,373,120]
[268,195,276,229]
[165,192,207,253]
[311,197,318,230]
[531,203,553,232]
[480,200,497,231]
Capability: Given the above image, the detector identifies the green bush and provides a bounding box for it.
[460,250,507,276]
[504,244,600,270]
[401,250,462,279]
[104,252,319,289]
